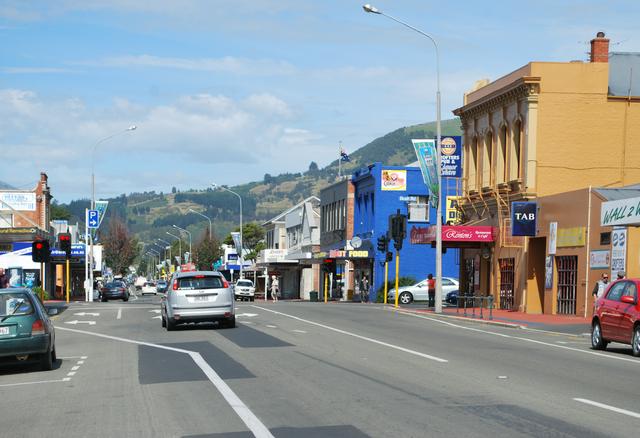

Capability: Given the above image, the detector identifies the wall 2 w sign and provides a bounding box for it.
[511,202,537,236]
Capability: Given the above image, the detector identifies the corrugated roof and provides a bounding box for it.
[594,183,640,201]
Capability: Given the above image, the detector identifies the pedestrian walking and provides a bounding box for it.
[360,274,370,303]
[592,273,609,299]
[617,271,626,280]
[0,268,9,289]
[270,275,279,302]
[427,273,436,308]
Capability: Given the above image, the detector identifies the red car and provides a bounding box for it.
[591,278,640,356]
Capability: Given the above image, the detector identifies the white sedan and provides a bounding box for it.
[141,282,158,295]
[387,277,459,304]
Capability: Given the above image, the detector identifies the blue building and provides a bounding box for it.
[351,162,459,301]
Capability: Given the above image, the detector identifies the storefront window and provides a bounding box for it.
[407,196,429,222]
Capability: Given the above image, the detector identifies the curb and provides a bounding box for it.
[386,306,526,329]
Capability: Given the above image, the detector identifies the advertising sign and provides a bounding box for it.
[557,227,586,247]
[610,228,627,278]
[412,139,439,207]
[446,196,462,225]
[590,250,610,270]
[0,192,36,211]
[544,255,554,289]
[410,225,495,243]
[511,202,537,236]
[381,169,407,191]
[440,136,462,178]
[230,231,242,251]
[548,222,557,255]
[601,196,640,227]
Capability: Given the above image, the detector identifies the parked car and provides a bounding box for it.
[591,278,640,356]
[234,279,255,301]
[156,280,168,294]
[445,290,459,305]
[141,281,158,295]
[100,281,129,302]
[0,288,57,370]
[387,277,460,304]
[161,271,235,330]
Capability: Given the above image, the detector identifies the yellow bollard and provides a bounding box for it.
[394,252,400,308]
[324,273,328,303]
[66,258,70,303]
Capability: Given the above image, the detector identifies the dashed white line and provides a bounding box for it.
[66,372,76,377]
[0,379,70,388]
[117,308,122,320]
[71,366,80,371]
[265,324,278,328]
[293,330,307,334]
[574,398,640,419]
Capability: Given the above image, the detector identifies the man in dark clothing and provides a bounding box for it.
[0,268,9,288]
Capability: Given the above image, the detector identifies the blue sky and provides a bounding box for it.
[1,0,639,202]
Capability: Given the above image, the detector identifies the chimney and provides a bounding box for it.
[590,31,609,63]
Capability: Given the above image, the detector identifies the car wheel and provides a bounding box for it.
[51,346,57,363]
[591,321,608,350]
[221,316,236,329]
[250,297,254,302]
[41,348,53,371]
[166,318,176,331]
[632,325,640,357]
[123,296,129,302]
[399,292,413,305]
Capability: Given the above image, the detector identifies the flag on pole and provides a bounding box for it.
[340,148,350,162]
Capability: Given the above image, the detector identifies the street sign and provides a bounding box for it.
[87,209,99,229]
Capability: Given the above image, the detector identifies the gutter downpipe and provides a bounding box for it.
[584,186,592,318]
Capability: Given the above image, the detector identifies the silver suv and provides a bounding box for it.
[161,271,235,330]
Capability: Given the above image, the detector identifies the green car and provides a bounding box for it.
[0,288,57,371]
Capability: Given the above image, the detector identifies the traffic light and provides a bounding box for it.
[386,251,393,262]
[377,235,388,253]
[32,239,50,263]
[58,233,72,258]
[389,210,407,251]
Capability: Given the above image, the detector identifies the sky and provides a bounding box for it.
[1,0,639,203]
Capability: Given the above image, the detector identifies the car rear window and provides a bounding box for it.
[178,276,224,290]
[0,293,34,317]
[105,282,124,288]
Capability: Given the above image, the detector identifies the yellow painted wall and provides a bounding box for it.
[533,62,640,196]
[626,227,640,279]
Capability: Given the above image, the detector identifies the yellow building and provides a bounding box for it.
[452,32,640,315]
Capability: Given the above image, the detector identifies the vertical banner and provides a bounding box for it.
[545,255,554,289]
[548,222,558,255]
[610,227,627,278]
[91,200,109,239]
[440,136,462,178]
[412,139,439,207]
[230,231,242,254]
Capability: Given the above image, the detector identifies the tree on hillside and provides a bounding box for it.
[308,161,318,172]
[103,217,139,275]
[194,228,223,271]
[50,201,71,221]
[223,222,265,262]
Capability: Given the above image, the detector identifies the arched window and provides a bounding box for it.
[510,120,522,181]
[498,125,508,184]
[468,136,479,192]
[483,131,493,187]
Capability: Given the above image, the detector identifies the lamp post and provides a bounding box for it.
[188,208,212,240]
[363,4,443,313]
[157,238,172,262]
[166,232,182,264]
[87,125,137,302]
[173,225,192,264]
[212,183,243,279]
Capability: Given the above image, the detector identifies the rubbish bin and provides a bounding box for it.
[309,291,319,302]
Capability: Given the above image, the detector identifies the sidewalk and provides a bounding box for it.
[406,305,592,336]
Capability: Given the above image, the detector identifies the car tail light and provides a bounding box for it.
[32,319,45,335]
[222,279,229,288]
[195,275,205,279]
[172,279,178,291]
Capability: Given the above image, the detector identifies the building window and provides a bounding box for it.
[497,125,508,184]
[0,213,12,228]
[600,232,611,245]
[510,120,522,181]
[407,196,429,222]
[482,131,493,188]
[469,137,479,192]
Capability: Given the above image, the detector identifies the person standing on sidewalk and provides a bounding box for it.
[427,273,436,308]
[270,275,279,302]
[0,268,9,289]
[592,273,609,300]
[360,274,369,303]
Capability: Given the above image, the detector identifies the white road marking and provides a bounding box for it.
[265,324,278,328]
[395,309,640,364]
[57,326,275,438]
[252,305,448,363]
[149,309,161,314]
[293,330,307,334]
[66,372,76,376]
[74,312,100,317]
[0,379,70,388]
[574,398,640,419]
[117,308,122,320]
[239,321,254,325]
[64,320,96,326]
[71,366,80,371]
[77,361,84,364]
[237,313,258,317]
[152,316,162,319]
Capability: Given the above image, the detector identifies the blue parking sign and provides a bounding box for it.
[87,209,99,229]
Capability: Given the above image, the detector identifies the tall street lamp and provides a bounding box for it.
[188,208,213,240]
[157,238,172,261]
[363,4,443,313]
[173,225,192,264]
[212,183,243,279]
[166,231,182,264]
[86,125,137,302]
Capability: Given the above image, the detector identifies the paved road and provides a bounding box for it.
[1,294,639,437]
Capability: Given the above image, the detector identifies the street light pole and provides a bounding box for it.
[363,4,443,313]
[87,125,137,302]
[188,208,213,240]
[173,225,192,264]
[212,183,243,279]
[166,232,182,264]
[157,238,171,262]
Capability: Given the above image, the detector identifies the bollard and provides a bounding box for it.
[463,293,467,317]
[472,296,476,318]
[480,297,484,319]
[488,295,494,320]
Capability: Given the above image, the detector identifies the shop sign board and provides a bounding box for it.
[511,202,537,236]
[440,136,462,177]
[446,196,462,225]
[410,225,495,243]
[0,192,36,211]
[610,228,627,278]
[556,227,586,247]
[601,196,640,227]
[381,169,407,191]
[590,250,610,270]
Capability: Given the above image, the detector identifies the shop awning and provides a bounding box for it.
[410,225,495,244]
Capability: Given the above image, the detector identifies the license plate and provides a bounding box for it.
[0,326,10,335]
[189,295,212,303]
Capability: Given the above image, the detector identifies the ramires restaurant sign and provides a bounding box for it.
[601,196,640,227]
[410,225,495,244]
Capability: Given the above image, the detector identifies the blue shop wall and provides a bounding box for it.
[352,163,459,300]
